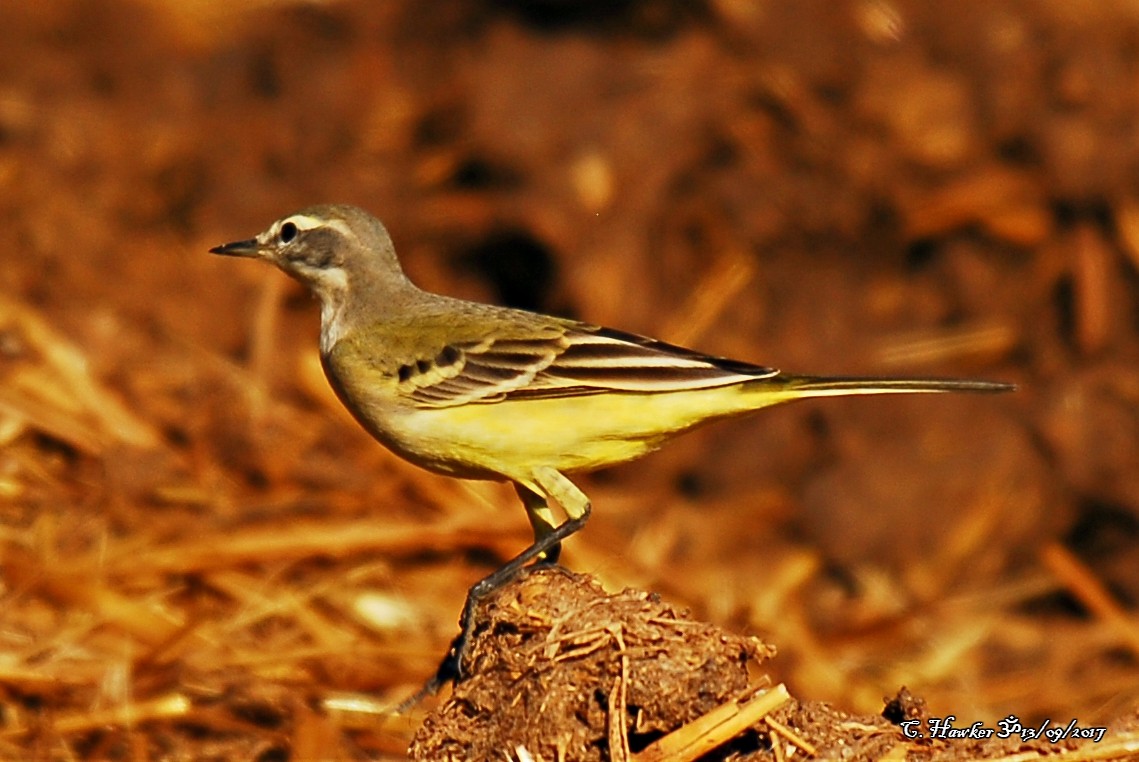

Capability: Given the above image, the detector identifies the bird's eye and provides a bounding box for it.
[279,221,298,244]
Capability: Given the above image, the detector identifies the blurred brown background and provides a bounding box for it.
[3,0,1139,758]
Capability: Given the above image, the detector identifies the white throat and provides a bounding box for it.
[308,267,350,354]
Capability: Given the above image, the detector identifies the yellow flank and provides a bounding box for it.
[390,383,776,480]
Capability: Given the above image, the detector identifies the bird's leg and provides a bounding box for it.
[423,469,592,694]
[520,483,562,564]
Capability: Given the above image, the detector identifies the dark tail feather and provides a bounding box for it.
[772,375,1015,396]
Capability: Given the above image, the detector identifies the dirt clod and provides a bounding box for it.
[411,567,776,761]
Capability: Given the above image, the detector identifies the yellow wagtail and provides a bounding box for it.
[211,204,1013,687]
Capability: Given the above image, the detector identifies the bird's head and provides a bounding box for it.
[210,204,409,302]
[211,204,414,351]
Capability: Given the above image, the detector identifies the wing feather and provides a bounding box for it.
[396,321,777,408]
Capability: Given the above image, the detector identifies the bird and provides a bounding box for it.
[210,203,1013,690]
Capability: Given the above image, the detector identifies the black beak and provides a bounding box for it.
[209,238,260,256]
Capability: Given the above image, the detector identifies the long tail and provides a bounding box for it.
[766,375,1015,399]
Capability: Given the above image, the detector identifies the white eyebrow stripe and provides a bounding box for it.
[286,215,354,238]
[288,214,328,231]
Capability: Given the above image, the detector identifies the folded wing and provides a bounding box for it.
[397,324,778,408]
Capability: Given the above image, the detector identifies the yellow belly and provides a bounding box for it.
[383,385,764,482]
